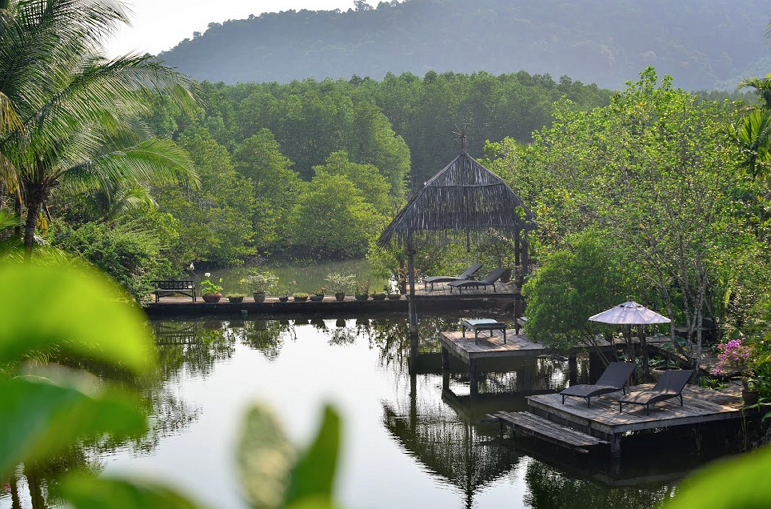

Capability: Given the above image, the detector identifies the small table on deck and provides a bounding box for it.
[461,319,506,344]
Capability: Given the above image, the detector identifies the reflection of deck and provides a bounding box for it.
[494,384,747,457]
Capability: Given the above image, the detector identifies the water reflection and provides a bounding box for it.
[3,315,712,509]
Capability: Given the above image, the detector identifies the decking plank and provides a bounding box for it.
[493,411,608,452]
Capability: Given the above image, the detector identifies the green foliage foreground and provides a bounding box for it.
[0,258,341,509]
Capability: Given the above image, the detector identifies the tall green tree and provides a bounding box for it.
[155,129,255,266]
[0,0,196,252]
[232,129,301,250]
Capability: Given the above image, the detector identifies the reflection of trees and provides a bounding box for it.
[154,321,235,380]
[364,314,461,369]
[229,319,291,361]
[523,460,674,509]
[383,399,521,509]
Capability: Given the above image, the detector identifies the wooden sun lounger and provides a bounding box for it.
[448,267,507,294]
[423,263,483,291]
[618,369,694,415]
[560,362,637,408]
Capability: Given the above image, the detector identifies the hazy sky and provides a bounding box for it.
[107,0,374,58]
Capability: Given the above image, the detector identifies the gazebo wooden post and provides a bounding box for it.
[407,231,418,336]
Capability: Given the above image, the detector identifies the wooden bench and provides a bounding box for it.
[152,280,196,303]
[461,318,506,344]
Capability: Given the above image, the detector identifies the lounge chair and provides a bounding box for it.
[560,362,637,408]
[618,369,693,415]
[448,267,507,294]
[423,263,483,291]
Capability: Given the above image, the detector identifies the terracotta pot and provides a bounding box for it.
[293,295,308,302]
[355,294,369,301]
[278,296,289,303]
[227,296,244,303]
[202,293,221,303]
[387,294,401,300]
[335,292,346,301]
[253,292,266,303]
[309,295,324,302]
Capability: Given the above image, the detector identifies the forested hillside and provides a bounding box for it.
[159,0,770,90]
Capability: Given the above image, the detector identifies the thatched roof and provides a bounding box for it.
[378,153,535,248]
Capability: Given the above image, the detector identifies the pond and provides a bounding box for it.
[195,259,387,296]
[2,315,731,509]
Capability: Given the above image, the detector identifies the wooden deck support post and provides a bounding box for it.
[441,345,450,391]
[610,434,622,458]
[469,358,479,398]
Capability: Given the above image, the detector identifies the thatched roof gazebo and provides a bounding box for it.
[378,141,535,336]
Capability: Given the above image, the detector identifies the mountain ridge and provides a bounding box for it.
[158,0,771,90]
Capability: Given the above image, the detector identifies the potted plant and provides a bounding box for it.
[293,292,309,302]
[276,286,290,303]
[244,271,278,303]
[712,336,758,405]
[372,292,387,301]
[200,274,223,303]
[325,272,356,301]
[310,288,326,302]
[226,293,245,303]
[384,284,401,300]
[354,281,369,301]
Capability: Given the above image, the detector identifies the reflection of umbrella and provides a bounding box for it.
[589,300,671,325]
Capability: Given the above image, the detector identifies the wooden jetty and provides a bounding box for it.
[493,384,746,457]
[440,330,561,397]
[145,283,519,318]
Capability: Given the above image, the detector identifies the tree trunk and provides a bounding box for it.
[23,183,46,257]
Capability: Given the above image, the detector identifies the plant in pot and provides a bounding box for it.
[354,281,369,301]
[384,284,401,300]
[244,271,278,303]
[226,293,245,303]
[276,286,290,303]
[325,272,356,301]
[372,291,387,301]
[293,292,309,302]
[310,287,326,302]
[200,274,223,303]
[712,336,758,406]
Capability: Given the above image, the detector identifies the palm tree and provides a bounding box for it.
[0,0,197,251]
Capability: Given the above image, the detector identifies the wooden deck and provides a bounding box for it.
[440,330,543,362]
[492,384,747,457]
[145,283,518,318]
[491,410,608,453]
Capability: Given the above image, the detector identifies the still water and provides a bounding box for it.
[4,315,712,509]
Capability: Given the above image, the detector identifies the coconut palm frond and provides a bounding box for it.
[60,137,197,195]
[378,153,535,248]
[739,77,771,111]
[736,109,771,179]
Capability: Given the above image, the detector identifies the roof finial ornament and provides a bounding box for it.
[452,123,469,155]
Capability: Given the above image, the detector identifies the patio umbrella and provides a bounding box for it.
[589,300,671,374]
[589,300,671,325]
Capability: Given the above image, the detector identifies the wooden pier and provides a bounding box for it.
[440,330,545,397]
[493,384,746,457]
